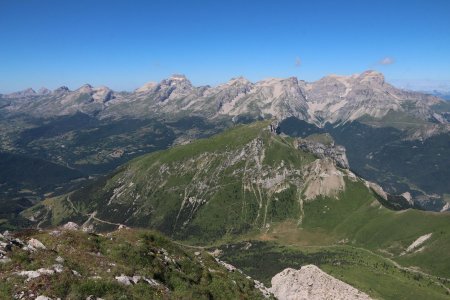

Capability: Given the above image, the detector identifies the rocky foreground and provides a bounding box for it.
[0,224,379,300]
[269,265,372,300]
[0,226,271,299]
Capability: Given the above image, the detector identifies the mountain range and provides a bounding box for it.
[2,71,450,299]
[1,71,448,127]
[1,70,449,217]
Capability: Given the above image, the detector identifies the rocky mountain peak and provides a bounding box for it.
[169,74,188,80]
[23,88,37,95]
[53,86,70,94]
[7,88,37,98]
[287,76,299,84]
[135,81,158,93]
[37,87,51,95]
[358,70,385,85]
[227,76,252,86]
[135,74,196,103]
[92,86,114,103]
[164,74,191,85]
[160,74,193,89]
[76,84,94,93]
[94,85,111,92]
[258,76,302,89]
[3,71,446,130]
[315,73,349,83]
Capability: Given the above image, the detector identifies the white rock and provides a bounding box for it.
[131,275,141,284]
[53,264,64,273]
[400,192,414,205]
[404,233,433,254]
[269,265,372,300]
[118,224,128,230]
[440,202,450,212]
[37,268,55,275]
[16,268,55,281]
[28,238,46,250]
[115,275,132,285]
[55,256,64,263]
[35,296,52,300]
[143,277,160,287]
[86,296,104,300]
[62,222,80,230]
[217,259,236,272]
[82,225,94,233]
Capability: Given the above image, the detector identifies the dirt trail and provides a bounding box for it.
[66,195,126,228]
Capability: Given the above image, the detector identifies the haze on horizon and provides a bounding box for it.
[1,0,450,93]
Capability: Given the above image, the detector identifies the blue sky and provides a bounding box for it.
[1,0,450,92]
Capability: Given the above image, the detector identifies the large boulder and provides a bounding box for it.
[269,265,372,300]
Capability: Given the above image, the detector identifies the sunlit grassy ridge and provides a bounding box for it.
[23,120,450,299]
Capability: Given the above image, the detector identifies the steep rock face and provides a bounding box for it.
[295,137,349,169]
[216,77,309,121]
[302,158,346,201]
[4,71,445,128]
[305,70,443,125]
[145,74,197,103]
[364,181,414,210]
[269,265,372,300]
[203,77,254,114]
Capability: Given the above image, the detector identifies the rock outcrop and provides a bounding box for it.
[269,121,281,134]
[62,222,80,231]
[269,265,372,300]
[365,181,414,210]
[295,137,349,169]
[0,232,47,264]
[302,158,346,201]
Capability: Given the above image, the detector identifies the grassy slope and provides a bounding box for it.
[302,180,450,278]
[28,121,316,241]
[0,229,268,300]
[220,180,450,299]
[222,178,450,299]
[219,241,450,300]
[255,179,450,278]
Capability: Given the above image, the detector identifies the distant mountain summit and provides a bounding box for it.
[2,71,446,128]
